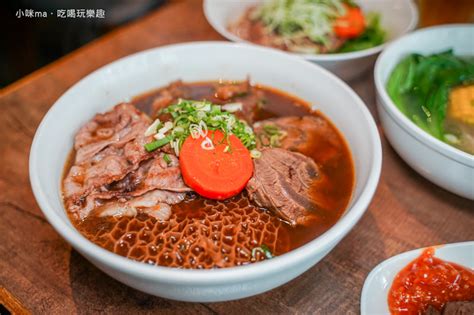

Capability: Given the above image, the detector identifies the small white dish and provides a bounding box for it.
[30,42,381,302]
[374,24,474,200]
[361,241,474,315]
[204,0,418,81]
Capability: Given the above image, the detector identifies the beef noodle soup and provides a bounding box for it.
[62,80,354,269]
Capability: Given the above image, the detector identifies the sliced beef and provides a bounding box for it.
[246,148,321,226]
[254,115,341,163]
[63,103,154,203]
[63,103,190,220]
[75,103,151,163]
[106,153,191,196]
[96,190,186,221]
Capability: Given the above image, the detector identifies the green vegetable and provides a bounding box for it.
[386,50,474,142]
[260,123,287,147]
[163,153,171,164]
[252,244,274,259]
[145,99,256,154]
[337,12,385,53]
[144,136,173,152]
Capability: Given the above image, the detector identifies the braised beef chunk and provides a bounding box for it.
[423,302,474,315]
[151,80,190,116]
[214,80,263,123]
[146,80,264,124]
[63,103,189,219]
[254,115,341,162]
[215,81,250,101]
[442,301,474,315]
[424,306,442,315]
[246,148,321,226]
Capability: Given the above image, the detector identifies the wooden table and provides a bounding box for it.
[1,1,472,313]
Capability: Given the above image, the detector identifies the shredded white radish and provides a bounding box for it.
[222,102,243,113]
[144,119,161,136]
[201,137,215,150]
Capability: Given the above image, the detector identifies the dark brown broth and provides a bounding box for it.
[65,81,354,268]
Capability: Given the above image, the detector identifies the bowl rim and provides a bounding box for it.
[374,24,474,167]
[203,0,419,62]
[29,41,382,284]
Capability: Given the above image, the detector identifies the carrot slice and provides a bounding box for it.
[333,6,366,39]
[179,130,254,200]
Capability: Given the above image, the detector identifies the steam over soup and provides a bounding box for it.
[62,80,354,269]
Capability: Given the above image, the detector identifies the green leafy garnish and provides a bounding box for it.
[252,244,274,259]
[144,136,173,152]
[386,50,474,142]
[163,153,171,164]
[337,12,385,53]
[260,123,287,147]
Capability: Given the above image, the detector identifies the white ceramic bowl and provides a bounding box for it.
[30,42,381,302]
[361,241,474,315]
[375,25,474,200]
[204,0,418,81]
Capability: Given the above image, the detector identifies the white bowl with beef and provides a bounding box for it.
[375,25,474,200]
[204,0,418,81]
[30,42,381,302]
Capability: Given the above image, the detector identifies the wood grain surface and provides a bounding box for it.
[1,0,473,314]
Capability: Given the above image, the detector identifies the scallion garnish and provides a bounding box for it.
[252,244,274,259]
[144,136,173,152]
[163,153,171,165]
[261,123,287,147]
[143,99,257,155]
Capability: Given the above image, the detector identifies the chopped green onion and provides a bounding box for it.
[149,99,256,154]
[250,149,261,159]
[144,136,172,152]
[163,154,171,164]
[144,118,162,136]
[263,124,280,135]
[252,244,274,259]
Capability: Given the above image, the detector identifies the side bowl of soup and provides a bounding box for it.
[375,25,474,200]
[29,42,381,301]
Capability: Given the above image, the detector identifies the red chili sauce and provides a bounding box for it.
[388,247,474,314]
